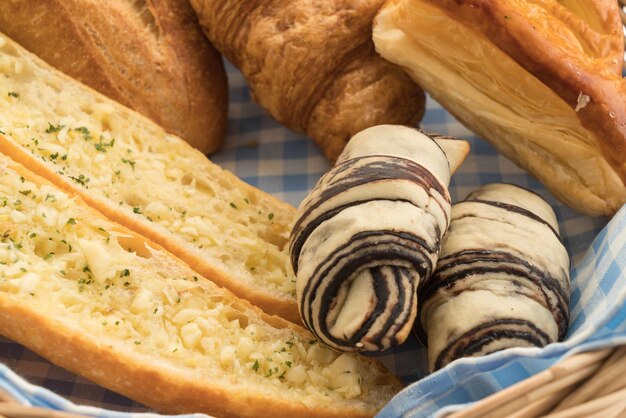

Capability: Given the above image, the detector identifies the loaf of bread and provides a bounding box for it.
[0,153,401,417]
[188,0,425,162]
[419,184,570,371]
[0,33,310,323]
[290,125,468,352]
[373,0,626,216]
[0,0,228,154]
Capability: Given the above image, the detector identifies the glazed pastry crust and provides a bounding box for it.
[189,0,425,162]
[0,0,228,154]
[374,0,626,215]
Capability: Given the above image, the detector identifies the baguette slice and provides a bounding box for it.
[0,32,303,323]
[0,152,401,417]
[0,0,229,154]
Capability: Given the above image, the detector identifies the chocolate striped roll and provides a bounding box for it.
[289,125,452,351]
[419,183,570,371]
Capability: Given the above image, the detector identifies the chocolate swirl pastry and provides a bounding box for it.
[419,183,570,371]
[289,125,453,351]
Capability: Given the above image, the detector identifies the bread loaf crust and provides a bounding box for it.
[0,285,384,418]
[0,0,228,154]
[0,135,303,324]
[189,0,424,162]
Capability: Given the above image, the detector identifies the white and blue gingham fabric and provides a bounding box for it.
[0,62,624,417]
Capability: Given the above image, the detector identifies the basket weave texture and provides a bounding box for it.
[1,2,626,418]
[621,0,626,68]
[450,347,626,418]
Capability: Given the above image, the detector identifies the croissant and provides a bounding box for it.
[189,0,425,162]
[373,0,626,216]
[289,125,469,351]
[419,184,569,371]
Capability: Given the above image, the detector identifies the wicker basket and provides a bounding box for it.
[450,348,626,418]
[1,2,626,418]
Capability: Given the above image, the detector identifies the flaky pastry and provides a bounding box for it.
[374,0,626,215]
[419,183,569,371]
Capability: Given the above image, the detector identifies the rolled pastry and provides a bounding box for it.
[419,183,570,371]
[289,125,463,351]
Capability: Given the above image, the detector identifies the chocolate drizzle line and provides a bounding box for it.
[289,155,449,271]
[464,199,564,245]
[435,318,551,370]
[418,249,569,340]
[300,230,434,350]
[345,266,414,349]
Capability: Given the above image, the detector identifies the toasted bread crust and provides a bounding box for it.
[0,286,383,418]
[0,124,303,325]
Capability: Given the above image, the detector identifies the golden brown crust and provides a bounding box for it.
[0,0,228,154]
[425,0,626,202]
[189,0,424,162]
[308,45,426,161]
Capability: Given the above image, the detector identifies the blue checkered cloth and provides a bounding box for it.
[0,62,623,417]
